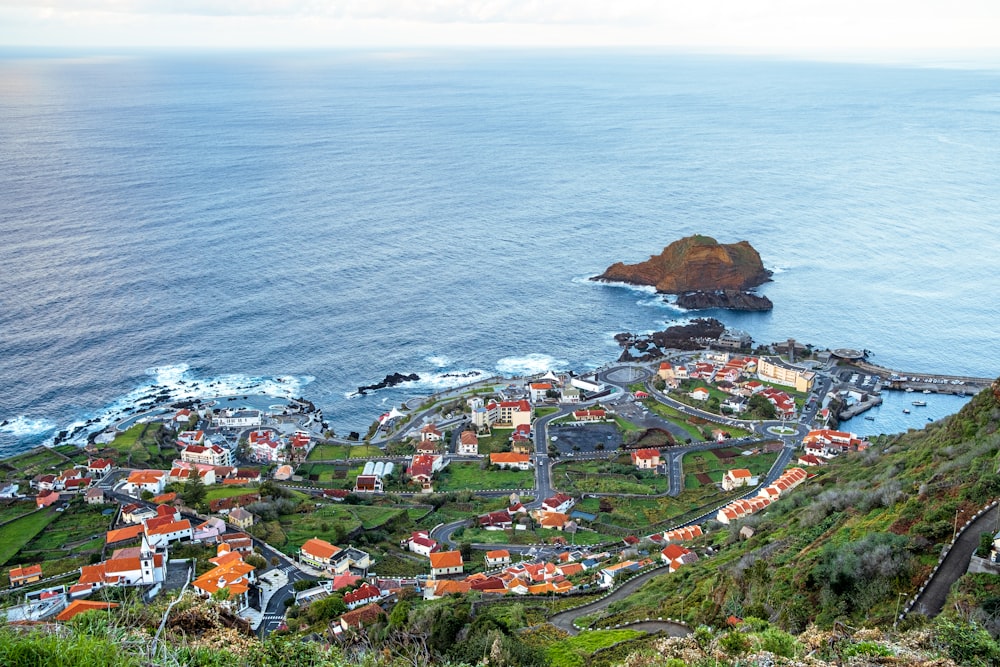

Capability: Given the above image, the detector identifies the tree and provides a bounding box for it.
[181,473,207,509]
[747,394,777,420]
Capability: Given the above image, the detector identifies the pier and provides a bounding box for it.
[845,360,993,395]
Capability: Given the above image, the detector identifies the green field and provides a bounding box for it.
[0,448,69,483]
[554,457,669,495]
[281,504,407,554]
[435,462,533,492]
[0,509,58,567]
[17,504,111,560]
[0,501,37,525]
[204,486,262,502]
[475,429,515,455]
[307,444,349,460]
[682,449,778,489]
[459,526,616,546]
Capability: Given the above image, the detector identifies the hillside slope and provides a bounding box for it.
[592,379,1000,632]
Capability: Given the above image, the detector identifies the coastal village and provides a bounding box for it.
[0,332,991,641]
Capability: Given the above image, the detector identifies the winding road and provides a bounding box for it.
[548,565,690,636]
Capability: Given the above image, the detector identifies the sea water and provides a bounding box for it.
[1,50,998,456]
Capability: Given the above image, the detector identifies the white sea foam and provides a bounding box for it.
[425,355,451,367]
[495,354,567,376]
[0,416,58,437]
[44,365,315,447]
[411,368,491,391]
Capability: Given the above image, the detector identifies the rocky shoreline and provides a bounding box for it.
[614,318,727,361]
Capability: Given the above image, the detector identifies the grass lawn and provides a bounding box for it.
[0,501,37,525]
[307,444,349,460]
[0,509,58,567]
[475,429,514,455]
[349,445,385,459]
[612,416,642,433]
[534,407,559,418]
[435,462,533,492]
[204,486,261,502]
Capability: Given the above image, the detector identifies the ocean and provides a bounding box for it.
[1,50,999,456]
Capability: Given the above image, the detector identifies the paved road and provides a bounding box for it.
[547,565,689,636]
[912,505,1000,618]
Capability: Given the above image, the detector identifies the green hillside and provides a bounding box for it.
[589,380,1000,632]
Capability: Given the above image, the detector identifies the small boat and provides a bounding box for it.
[928,417,933,421]
[923,389,932,394]
[905,388,914,393]
[912,401,927,407]
[903,409,910,414]
[864,416,875,421]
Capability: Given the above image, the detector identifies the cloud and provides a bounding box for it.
[2,0,1000,53]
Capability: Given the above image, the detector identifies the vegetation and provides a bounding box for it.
[0,508,58,567]
[583,381,1000,631]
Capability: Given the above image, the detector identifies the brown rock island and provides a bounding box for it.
[592,234,773,311]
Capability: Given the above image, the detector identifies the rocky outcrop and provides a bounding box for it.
[675,290,773,311]
[355,372,419,396]
[615,318,727,361]
[593,235,771,293]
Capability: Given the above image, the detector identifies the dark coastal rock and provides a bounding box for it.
[593,235,772,293]
[356,372,420,396]
[675,290,773,311]
[614,317,727,360]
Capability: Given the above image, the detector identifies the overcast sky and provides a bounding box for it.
[2,0,999,58]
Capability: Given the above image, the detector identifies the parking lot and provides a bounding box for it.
[547,422,621,456]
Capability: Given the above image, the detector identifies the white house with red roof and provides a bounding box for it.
[420,423,443,442]
[457,430,479,455]
[573,409,606,422]
[408,454,444,485]
[689,387,711,402]
[797,453,825,466]
[403,531,439,557]
[529,382,553,403]
[490,452,531,470]
[177,430,205,446]
[722,468,757,491]
[122,470,166,496]
[485,549,511,569]
[343,582,382,610]
[87,458,113,476]
[429,550,464,577]
[144,519,193,548]
[630,448,660,470]
[541,493,575,514]
[661,544,699,572]
[173,408,193,424]
[354,475,384,493]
